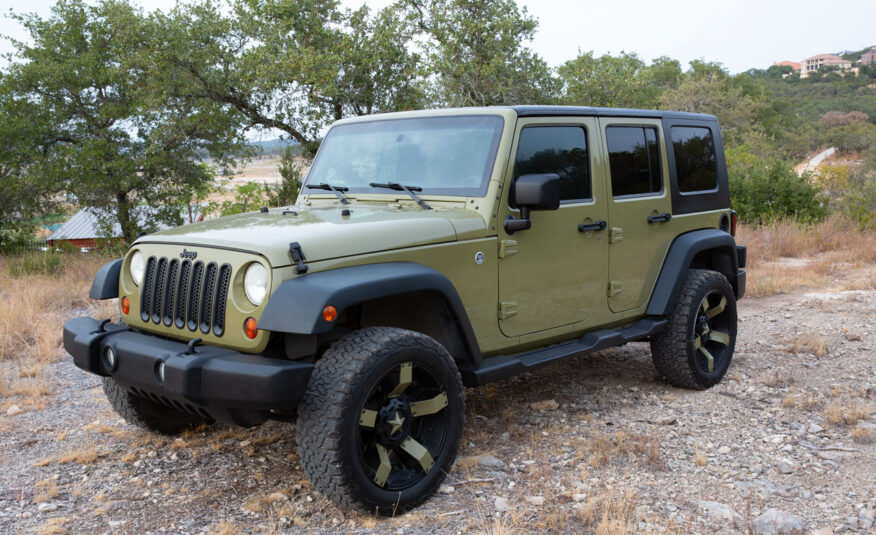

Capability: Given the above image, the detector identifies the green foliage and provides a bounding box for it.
[405,0,557,106]
[7,254,64,278]
[558,51,657,108]
[726,146,827,224]
[265,148,304,207]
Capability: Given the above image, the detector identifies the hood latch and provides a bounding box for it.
[289,242,308,274]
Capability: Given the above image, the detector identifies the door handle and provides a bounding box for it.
[578,220,607,232]
[647,213,671,223]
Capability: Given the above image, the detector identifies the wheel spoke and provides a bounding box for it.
[387,362,413,398]
[373,444,392,487]
[359,409,377,428]
[701,298,710,314]
[399,436,435,473]
[410,392,448,418]
[708,330,730,345]
[705,296,727,319]
[698,345,715,372]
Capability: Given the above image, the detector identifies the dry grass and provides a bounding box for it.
[37,516,68,535]
[34,479,60,503]
[824,402,871,427]
[57,445,99,465]
[581,432,662,469]
[851,426,875,444]
[0,254,117,408]
[208,522,243,535]
[784,333,828,357]
[737,216,876,297]
[576,489,638,535]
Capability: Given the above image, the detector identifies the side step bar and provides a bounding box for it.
[460,318,667,387]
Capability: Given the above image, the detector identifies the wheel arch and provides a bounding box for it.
[646,229,740,317]
[258,262,483,364]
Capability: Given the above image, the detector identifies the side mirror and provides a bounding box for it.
[505,173,561,234]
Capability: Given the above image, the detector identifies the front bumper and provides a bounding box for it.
[63,316,313,426]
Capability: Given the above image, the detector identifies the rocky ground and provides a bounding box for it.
[1,285,874,534]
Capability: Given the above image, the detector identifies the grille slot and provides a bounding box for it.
[139,255,230,337]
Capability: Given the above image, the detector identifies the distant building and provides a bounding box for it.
[47,206,203,250]
[861,48,876,65]
[800,54,852,78]
[774,60,801,72]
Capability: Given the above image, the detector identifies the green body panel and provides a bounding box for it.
[116,106,734,358]
[496,116,610,337]
[599,117,676,313]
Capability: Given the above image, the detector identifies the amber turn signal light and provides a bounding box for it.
[322,305,338,323]
[121,296,130,315]
[244,317,258,339]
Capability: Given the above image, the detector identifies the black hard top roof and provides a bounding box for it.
[507,105,716,122]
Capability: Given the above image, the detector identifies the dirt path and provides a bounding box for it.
[2,288,874,534]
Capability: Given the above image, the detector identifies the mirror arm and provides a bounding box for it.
[504,207,531,235]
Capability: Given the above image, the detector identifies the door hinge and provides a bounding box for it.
[609,227,623,244]
[498,300,518,319]
[608,281,623,297]
[498,239,518,258]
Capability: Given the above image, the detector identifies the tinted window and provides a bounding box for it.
[672,126,718,193]
[606,126,662,197]
[513,126,591,202]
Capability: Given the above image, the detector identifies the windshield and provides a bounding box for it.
[305,115,504,196]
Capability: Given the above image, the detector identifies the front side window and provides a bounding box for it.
[513,126,591,202]
[672,126,718,193]
[306,115,504,196]
[606,126,662,197]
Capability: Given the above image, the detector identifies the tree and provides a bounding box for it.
[404,0,558,106]
[648,56,683,90]
[150,0,424,154]
[659,76,764,136]
[4,0,248,242]
[558,51,657,108]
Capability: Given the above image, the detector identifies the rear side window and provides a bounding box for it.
[514,126,591,202]
[672,126,718,193]
[606,126,662,197]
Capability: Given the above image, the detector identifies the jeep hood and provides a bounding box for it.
[135,203,487,267]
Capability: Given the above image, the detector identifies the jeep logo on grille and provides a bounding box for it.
[180,249,198,260]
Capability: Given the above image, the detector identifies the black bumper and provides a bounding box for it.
[63,316,313,426]
[735,245,747,300]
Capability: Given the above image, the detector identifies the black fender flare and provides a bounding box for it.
[89,259,122,300]
[646,229,740,316]
[258,262,483,364]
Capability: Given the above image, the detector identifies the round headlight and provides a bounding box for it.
[244,263,268,306]
[130,251,146,286]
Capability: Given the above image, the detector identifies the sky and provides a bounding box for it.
[0,0,874,73]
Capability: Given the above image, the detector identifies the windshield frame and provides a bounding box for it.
[303,114,506,198]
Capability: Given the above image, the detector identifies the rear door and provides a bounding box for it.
[599,117,677,313]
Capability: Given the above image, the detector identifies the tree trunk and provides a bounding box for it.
[116,190,136,244]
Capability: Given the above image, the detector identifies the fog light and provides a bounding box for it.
[156,361,166,384]
[103,346,117,371]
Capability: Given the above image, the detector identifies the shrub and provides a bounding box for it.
[726,146,827,223]
[7,254,65,278]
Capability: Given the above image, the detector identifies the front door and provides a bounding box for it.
[497,117,609,337]
[600,118,677,313]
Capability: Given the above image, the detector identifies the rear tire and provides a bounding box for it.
[102,377,212,435]
[650,269,737,390]
[297,327,464,514]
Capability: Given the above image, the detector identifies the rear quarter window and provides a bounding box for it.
[672,126,718,193]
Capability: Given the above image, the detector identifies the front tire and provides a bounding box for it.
[102,377,212,435]
[297,327,464,514]
[650,269,737,389]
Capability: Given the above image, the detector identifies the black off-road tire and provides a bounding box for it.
[297,327,465,515]
[102,377,212,435]
[651,269,737,390]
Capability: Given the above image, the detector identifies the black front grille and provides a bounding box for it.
[140,256,231,337]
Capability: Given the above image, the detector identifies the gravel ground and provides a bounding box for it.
[1,286,874,534]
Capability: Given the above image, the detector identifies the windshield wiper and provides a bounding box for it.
[368,182,431,210]
[305,183,350,205]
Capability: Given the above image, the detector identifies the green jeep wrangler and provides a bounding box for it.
[64,106,746,513]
